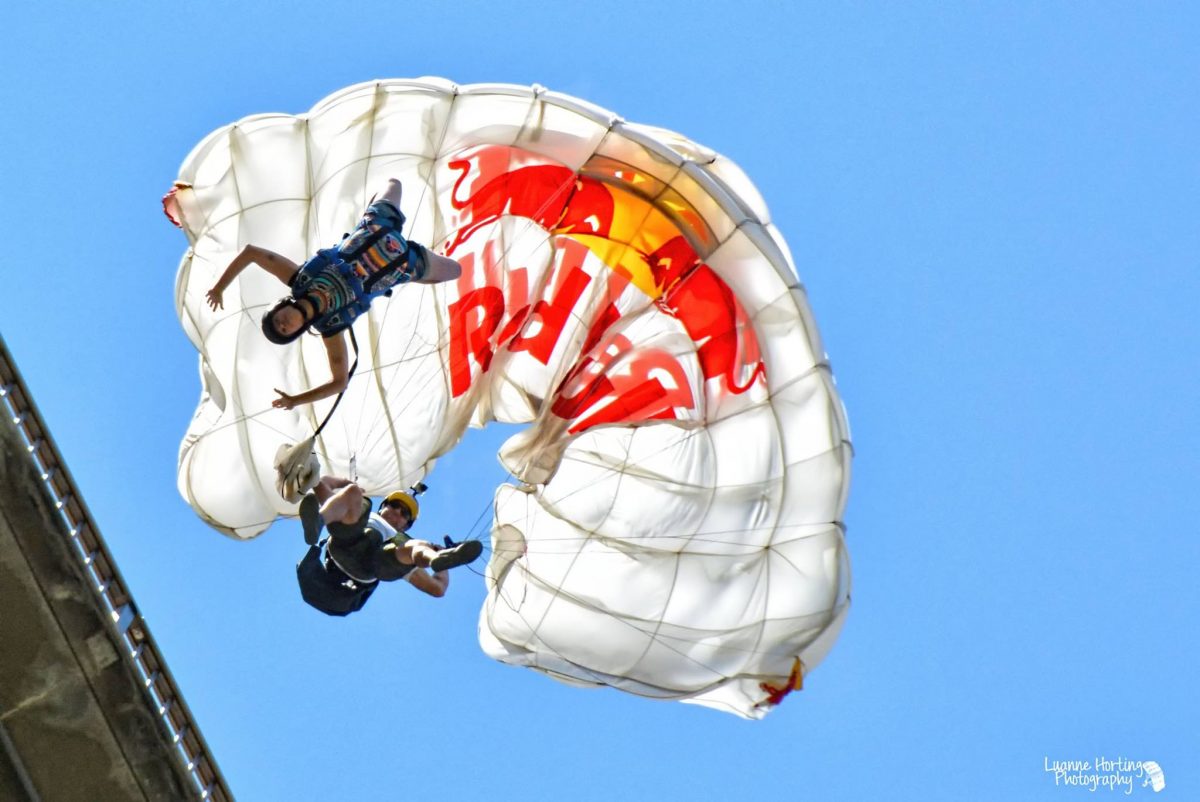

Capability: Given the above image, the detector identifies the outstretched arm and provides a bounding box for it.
[206,245,300,310]
[272,330,351,409]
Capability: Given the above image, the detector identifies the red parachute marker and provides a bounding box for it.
[161,183,188,227]
[754,658,806,711]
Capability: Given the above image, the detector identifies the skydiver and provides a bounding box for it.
[203,178,462,410]
[294,475,483,616]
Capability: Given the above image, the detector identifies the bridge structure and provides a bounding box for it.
[0,334,232,801]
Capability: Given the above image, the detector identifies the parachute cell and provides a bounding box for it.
[169,78,852,719]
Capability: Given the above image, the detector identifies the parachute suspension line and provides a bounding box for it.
[290,85,462,481]
[460,486,498,545]
[342,83,466,463]
[564,432,703,678]
[351,297,437,461]
[490,562,755,694]
[409,81,458,254]
[336,82,400,482]
[497,520,842,552]
[346,85,465,453]
[332,87,469,474]
[492,547,809,670]
[203,406,297,442]
[509,429,635,652]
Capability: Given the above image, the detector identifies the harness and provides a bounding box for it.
[292,222,417,333]
[296,539,378,616]
[283,206,418,458]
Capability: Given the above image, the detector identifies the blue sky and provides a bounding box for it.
[2,3,1197,800]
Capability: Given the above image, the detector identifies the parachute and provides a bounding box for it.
[167,78,852,719]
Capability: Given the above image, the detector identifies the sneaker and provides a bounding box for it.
[299,493,323,546]
[429,539,483,572]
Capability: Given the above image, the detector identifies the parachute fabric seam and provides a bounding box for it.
[353,84,404,484]
[492,566,746,698]
[482,523,839,558]
[519,429,762,687]
[495,432,634,674]
[226,125,279,535]
[748,305,794,675]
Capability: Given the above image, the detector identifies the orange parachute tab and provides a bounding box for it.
[755,658,805,710]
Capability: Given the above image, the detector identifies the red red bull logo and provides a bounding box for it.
[443,145,766,434]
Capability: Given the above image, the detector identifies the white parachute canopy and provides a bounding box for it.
[168,78,852,719]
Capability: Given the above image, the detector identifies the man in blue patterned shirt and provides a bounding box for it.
[205,178,462,409]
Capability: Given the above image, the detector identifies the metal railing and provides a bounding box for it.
[0,335,232,802]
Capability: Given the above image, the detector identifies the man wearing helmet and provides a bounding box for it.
[294,475,482,616]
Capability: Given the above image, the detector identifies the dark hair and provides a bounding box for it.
[261,298,309,345]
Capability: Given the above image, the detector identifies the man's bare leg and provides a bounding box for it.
[416,250,462,284]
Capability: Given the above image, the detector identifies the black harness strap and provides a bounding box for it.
[339,224,391,260]
[364,246,414,292]
[341,222,415,294]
